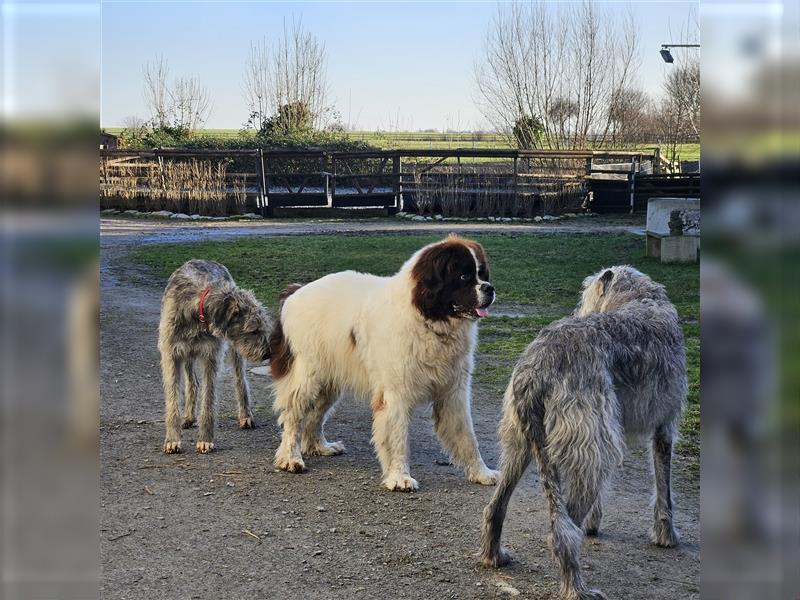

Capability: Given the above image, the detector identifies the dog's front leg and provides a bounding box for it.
[230,349,255,429]
[196,351,219,453]
[161,354,183,453]
[372,391,417,492]
[433,376,498,485]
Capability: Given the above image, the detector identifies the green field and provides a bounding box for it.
[129,232,699,465]
[104,127,700,162]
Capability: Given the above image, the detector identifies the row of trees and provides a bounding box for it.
[243,20,329,134]
[140,56,212,135]
[126,5,699,156]
[474,2,700,156]
[126,19,330,143]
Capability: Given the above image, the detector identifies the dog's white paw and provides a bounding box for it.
[304,440,346,456]
[469,468,500,486]
[274,454,306,473]
[195,441,215,454]
[383,472,418,492]
[163,440,182,454]
[239,416,256,429]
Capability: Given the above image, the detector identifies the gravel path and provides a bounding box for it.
[100,218,698,600]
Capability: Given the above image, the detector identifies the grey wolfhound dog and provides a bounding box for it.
[159,260,273,454]
[480,266,686,600]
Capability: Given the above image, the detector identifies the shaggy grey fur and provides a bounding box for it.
[480,265,687,600]
[159,260,273,454]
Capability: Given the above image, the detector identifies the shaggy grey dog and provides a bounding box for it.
[159,260,273,454]
[480,266,686,600]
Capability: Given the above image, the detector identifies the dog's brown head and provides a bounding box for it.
[410,235,494,321]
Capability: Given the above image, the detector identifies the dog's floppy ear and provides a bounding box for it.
[242,314,261,333]
[599,269,614,296]
[209,291,240,330]
[411,244,454,321]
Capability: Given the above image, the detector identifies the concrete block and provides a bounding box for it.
[646,232,662,258]
[646,197,700,236]
[661,235,699,263]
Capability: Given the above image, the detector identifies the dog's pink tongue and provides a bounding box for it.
[475,307,489,318]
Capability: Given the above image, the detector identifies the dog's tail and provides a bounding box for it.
[278,283,304,309]
[268,284,303,380]
[543,374,624,523]
[498,373,540,459]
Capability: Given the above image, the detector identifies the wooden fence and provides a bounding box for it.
[100,147,693,216]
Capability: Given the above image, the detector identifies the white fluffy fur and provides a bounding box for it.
[272,243,499,491]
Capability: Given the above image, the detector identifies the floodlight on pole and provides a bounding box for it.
[660,44,700,64]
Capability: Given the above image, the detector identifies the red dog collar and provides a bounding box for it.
[198,286,212,324]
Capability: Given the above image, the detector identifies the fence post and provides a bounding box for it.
[629,157,637,214]
[324,153,332,208]
[157,155,166,192]
[393,153,402,212]
[513,155,519,207]
[331,155,337,203]
[257,149,269,216]
[252,152,261,212]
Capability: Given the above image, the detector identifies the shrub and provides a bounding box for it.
[512,115,545,149]
[117,125,374,154]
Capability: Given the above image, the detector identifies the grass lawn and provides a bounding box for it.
[129,232,699,465]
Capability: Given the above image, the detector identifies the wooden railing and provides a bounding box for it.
[100,147,666,215]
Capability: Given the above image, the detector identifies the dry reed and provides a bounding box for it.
[101,158,235,215]
[410,162,586,218]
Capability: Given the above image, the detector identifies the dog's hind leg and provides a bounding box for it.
[583,495,603,537]
[181,358,198,429]
[230,349,255,429]
[162,352,183,454]
[301,386,345,456]
[540,451,606,600]
[196,349,220,453]
[652,425,680,547]
[273,369,317,473]
[479,404,532,567]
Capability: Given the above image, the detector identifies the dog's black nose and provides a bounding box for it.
[481,283,495,295]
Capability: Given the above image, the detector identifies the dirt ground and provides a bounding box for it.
[100,217,699,600]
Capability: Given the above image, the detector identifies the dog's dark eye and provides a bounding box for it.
[460,273,471,281]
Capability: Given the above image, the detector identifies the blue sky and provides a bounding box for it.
[101,1,698,130]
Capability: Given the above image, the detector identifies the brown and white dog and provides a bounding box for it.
[269,235,499,491]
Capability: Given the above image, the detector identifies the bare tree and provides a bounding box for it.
[143,55,170,129]
[243,38,271,132]
[658,8,700,164]
[607,88,651,146]
[665,64,700,134]
[170,76,212,132]
[549,97,579,142]
[142,56,212,135]
[474,1,640,149]
[242,19,329,133]
[123,115,147,133]
[655,65,699,165]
